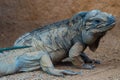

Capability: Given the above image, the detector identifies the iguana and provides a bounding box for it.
[0,10,115,77]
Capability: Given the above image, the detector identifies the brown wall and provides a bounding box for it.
[0,0,120,47]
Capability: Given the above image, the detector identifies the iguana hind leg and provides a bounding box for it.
[80,52,100,64]
[40,54,78,77]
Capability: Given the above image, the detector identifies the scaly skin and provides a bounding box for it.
[0,10,115,77]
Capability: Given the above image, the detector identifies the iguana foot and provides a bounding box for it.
[47,68,81,77]
[81,64,95,69]
[80,53,100,64]
[90,59,100,64]
[85,58,101,64]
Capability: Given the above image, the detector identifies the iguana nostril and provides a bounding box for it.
[108,16,115,24]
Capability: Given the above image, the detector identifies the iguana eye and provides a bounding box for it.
[94,20,101,24]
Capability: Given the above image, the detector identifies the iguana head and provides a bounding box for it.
[83,10,115,32]
[70,10,116,51]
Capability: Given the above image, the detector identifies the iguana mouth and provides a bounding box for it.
[99,22,115,32]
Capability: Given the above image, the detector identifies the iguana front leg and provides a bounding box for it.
[80,52,100,64]
[66,42,95,69]
[40,53,79,77]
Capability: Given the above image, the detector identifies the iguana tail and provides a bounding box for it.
[0,46,32,53]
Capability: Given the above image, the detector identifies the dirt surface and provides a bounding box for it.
[0,62,120,80]
[0,0,120,80]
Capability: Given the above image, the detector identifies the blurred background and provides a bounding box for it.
[0,0,120,47]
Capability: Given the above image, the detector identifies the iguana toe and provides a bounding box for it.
[61,70,81,75]
[48,69,79,77]
[92,59,101,64]
[81,64,95,69]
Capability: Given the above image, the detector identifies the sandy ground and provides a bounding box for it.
[0,59,120,80]
[0,32,120,80]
